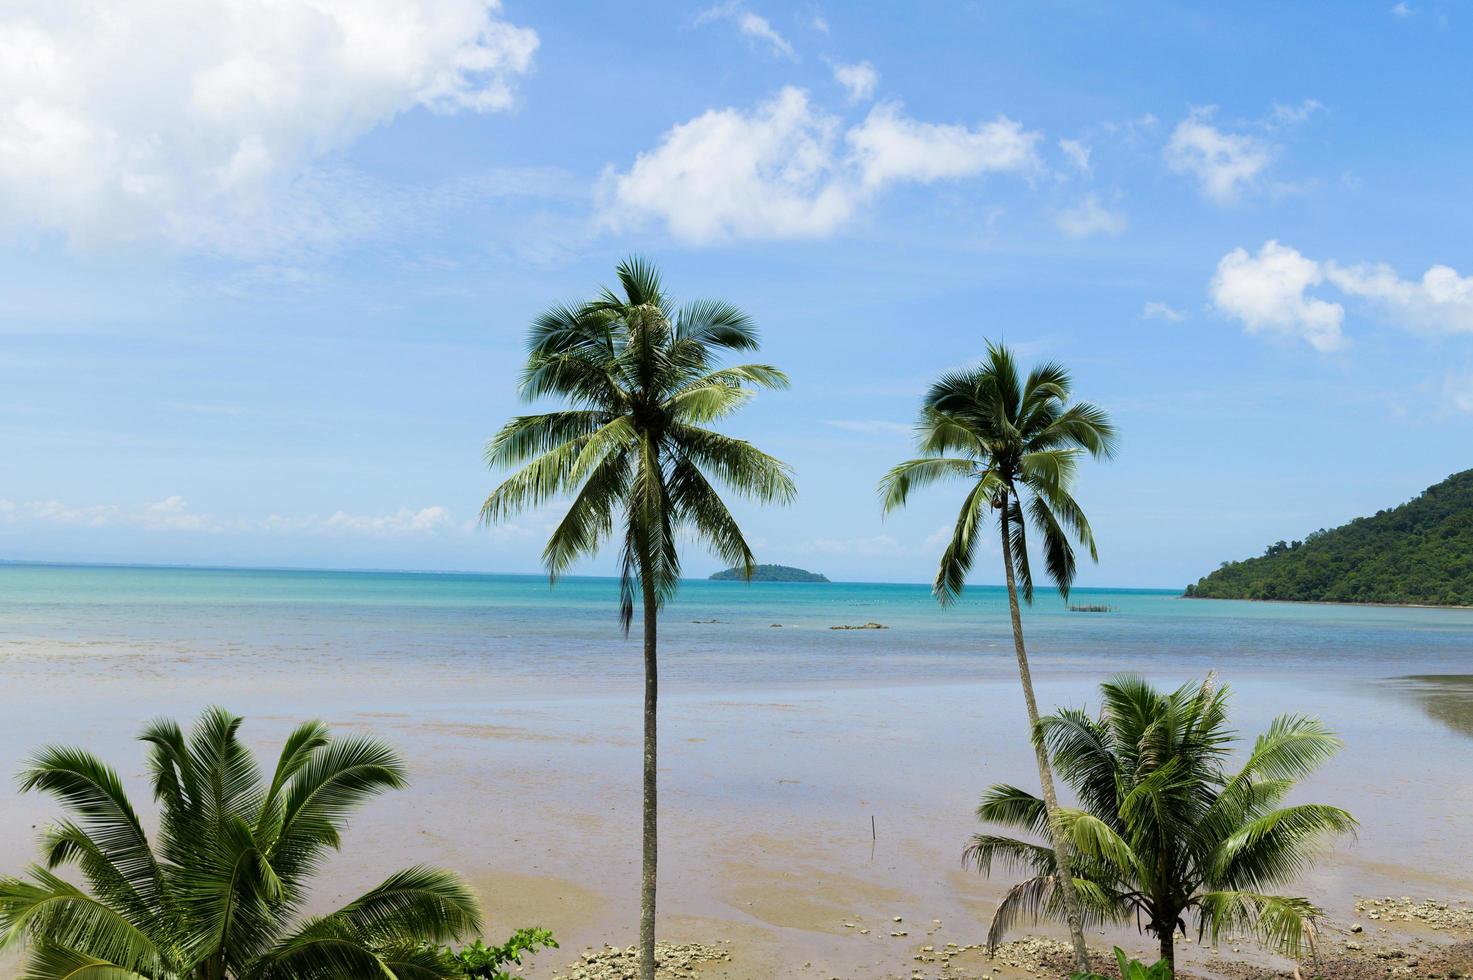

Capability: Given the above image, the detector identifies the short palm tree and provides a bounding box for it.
[480,257,794,980]
[879,341,1115,971]
[0,707,481,979]
[967,675,1357,971]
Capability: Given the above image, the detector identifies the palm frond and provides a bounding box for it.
[933,477,992,605]
[0,869,164,976]
[962,835,1056,878]
[18,749,163,914]
[273,737,407,878]
[1195,890,1322,959]
[314,866,480,947]
[668,424,796,505]
[976,785,1052,837]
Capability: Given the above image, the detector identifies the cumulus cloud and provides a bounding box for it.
[600,87,1041,243]
[1164,109,1273,204]
[0,0,537,251]
[831,60,878,103]
[1141,301,1185,322]
[1054,194,1126,238]
[846,102,1039,188]
[1324,260,1473,335]
[697,4,795,59]
[1210,241,1345,351]
[1211,240,1473,349]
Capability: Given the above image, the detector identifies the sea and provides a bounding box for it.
[5,561,1473,689]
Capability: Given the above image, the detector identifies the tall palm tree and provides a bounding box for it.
[878,341,1115,971]
[480,257,795,980]
[967,675,1357,971]
[0,707,481,979]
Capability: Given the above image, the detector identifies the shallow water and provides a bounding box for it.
[2,563,1472,977]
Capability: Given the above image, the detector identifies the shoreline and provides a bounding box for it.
[1181,593,1473,611]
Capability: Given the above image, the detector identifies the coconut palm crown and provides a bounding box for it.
[0,707,480,979]
[879,341,1116,604]
[968,675,1358,970]
[480,256,795,627]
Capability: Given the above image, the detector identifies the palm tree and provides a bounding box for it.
[878,341,1115,971]
[967,675,1357,971]
[480,257,795,980]
[0,707,481,979]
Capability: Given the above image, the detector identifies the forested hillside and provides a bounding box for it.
[1185,469,1473,606]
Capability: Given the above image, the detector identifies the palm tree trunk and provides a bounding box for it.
[1160,931,1175,972]
[998,503,1091,973]
[639,572,659,980]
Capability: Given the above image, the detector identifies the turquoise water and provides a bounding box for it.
[4,561,1473,688]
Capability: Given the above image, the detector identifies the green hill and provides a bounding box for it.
[709,564,829,583]
[1185,468,1473,606]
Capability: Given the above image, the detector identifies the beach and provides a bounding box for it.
[3,564,1473,978]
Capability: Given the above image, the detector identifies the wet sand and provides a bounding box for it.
[2,639,1472,978]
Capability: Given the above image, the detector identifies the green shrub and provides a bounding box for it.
[1069,946,1173,980]
[424,927,559,979]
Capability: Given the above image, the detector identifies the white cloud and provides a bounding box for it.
[1212,241,1473,348]
[1164,109,1273,204]
[22,500,123,527]
[0,496,465,536]
[1210,240,1344,351]
[1141,301,1185,322]
[601,87,1041,243]
[822,418,912,435]
[0,0,537,250]
[1269,99,1324,128]
[139,495,215,531]
[697,4,795,59]
[324,505,453,534]
[1054,194,1126,238]
[0,496,212,530]
[831,60,878,103]
[1324,260,1473,335]
[600,88,850,242]
[1391,2,1414,16]
[1058,138,1092,174]
[846,102,1040,189]
[801,524,993,558]
[811,15,830,33]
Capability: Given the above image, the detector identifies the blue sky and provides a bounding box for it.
[2,1,1471,587]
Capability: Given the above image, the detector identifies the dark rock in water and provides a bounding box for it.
[829,622,887,630]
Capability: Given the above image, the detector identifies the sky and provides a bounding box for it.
[2,1,1472,588]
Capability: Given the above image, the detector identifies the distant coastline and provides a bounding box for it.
[1183,593,1473,612]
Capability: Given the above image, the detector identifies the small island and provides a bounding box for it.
[709,564,830,583]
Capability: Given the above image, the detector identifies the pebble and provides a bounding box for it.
[550,941,731,980]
